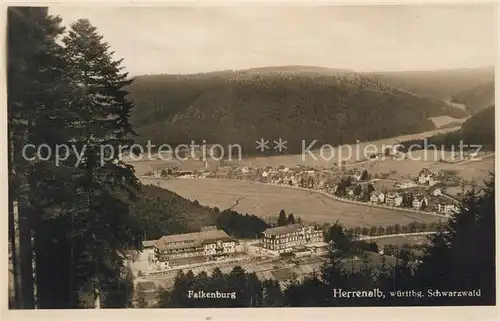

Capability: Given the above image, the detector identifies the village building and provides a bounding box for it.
[429,187,442,196]
[397,179,417,189]
[377,192,386,203]
[385,192,403,207]
[352,171,362,181]
[418,168,435,184]
[385,144,400,156]
[428,177,440,186]
[177,170,194,178]
[412,195,429,210]
[369,192,379,203]
[142,240,156,250]
[418,173,432,184]
[152,168,162,178]
[435,196,460,215]
[261,224,323,254]
[152,228,237,268]
[418,168,441,185]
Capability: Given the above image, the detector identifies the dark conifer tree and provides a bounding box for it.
[261,280,285,307]
[61,19,142,307]
[247,272,263,307]
[227,266,248,307]
[7,7,68,309]
[415,174,495,305]
[321,251,348,305]
[277,209,287,226]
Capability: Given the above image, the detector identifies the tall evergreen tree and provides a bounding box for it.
[261,280,285,307]
[321,251,348,306]
[325,221,352,253]
[60,19,142,308]
[7,7,68,309]
[277,209,287,226]
[227,266,248,307]
[415,174,495,305]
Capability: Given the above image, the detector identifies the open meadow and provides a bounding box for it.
[349,152,494,182]
[140,177,445,228]
[429,115,468,128]
[373,234,433,248]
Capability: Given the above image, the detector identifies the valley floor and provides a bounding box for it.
[140,177,445,228]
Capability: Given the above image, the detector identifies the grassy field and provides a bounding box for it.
[429,115,468,128]
[141,178,445,228]
[373,235,433,248]
[350,153,494,183]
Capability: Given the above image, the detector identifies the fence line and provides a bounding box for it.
[354,231,438,241]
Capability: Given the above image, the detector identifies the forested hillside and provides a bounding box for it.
[366,67,494,100]
[132,185,218,239]
[450,82,495,114]
[429,106,495,150]
[133,184,270,241]
[128,67,469,153]
[400,106,495,151]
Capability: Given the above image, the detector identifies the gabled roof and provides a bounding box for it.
[435,195,457,205]
[419,168,436,176]
[263,224,307,236]
[385,192,400,198]
[413,194,427,202]
[154,229,233,251]
[142,240,157,248]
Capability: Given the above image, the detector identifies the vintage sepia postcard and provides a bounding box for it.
[2,1,499,320]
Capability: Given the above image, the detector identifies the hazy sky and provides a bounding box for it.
[49,5,496,75]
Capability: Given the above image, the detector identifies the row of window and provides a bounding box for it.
[263,237,309,244]
[262,237,322,248]
[264,232,322,240]
[205,248,235,255]
[204,242,234,249]
[264,244,294,250]
[159,250,204,260]
[164,240,196,246]
[161,246,204,253]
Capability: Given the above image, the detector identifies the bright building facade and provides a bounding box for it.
[153,228,237,268]
[261,224,323,253]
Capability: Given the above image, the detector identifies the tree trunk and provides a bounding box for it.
[18,201,35,309]
[16,119,35,309]
[94,255,101,309]
[9,200,21,308]
[9,127,21,308]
